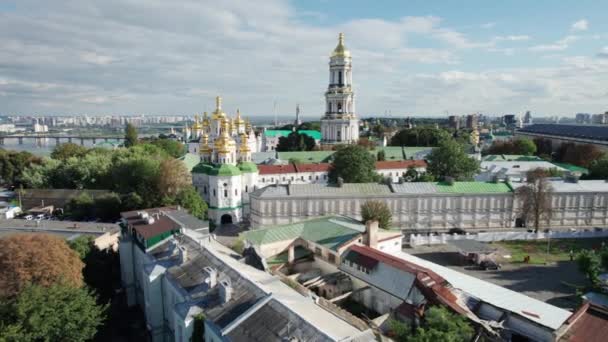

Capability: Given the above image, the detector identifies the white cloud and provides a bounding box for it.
[571,19,589,32]
[529,35,579,52]
[597,47,608,59]
[495,35,531,42]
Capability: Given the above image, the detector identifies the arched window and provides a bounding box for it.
[328,102,332,113]
[338,71,342,85]
[337,103,342,113]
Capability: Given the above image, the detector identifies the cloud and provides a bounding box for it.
[529,35,579,52]
[0,0,605,116]
[597,47,608,59]
[571,19,589,32]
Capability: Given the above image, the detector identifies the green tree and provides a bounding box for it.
[361,200,392,229]
[576,249,602,287]
[298,122,321,131]
[405,166,418,181]
[426,139,480,181]
[151,138,185,158]
[65,192,95,220]
[174,187,208,220]
[408,306,474,342]
[0,150,42,186]
[68,235,94,260]
[589,156,608,180]
[515,138,537,156]
[329,145,379,183]
[50,143,88,161]
[190,313,206,342]
[390,127,449,147]
[124,123,139,148]
[93,192,123,221]
[276,132,316,152]
[0,283,106,341]
[377,150,386,161]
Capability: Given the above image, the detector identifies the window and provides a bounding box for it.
[291,176,294,181]
[315,247,322,256]
[323,175,327,180]
[301,176,304,181]
[338,71,342,84]
[316,175,319,180]
[337,103,342,113]
[213,189,216,197]
[203,186,207,194]
[271,177,274,182]
[283,177,286,181]
[224,189,228,197]
[245,185,248,193]
[328,254,336,264]
[309,175,312,180]
[262,178,265,182]
[235,189,238,196]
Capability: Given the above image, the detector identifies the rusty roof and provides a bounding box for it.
[561,303,608,342]
[375,160,427,170]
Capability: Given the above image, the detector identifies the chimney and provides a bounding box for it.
[365,220,379,248]
[203,266,217,288]
[337,177,344,187]
[178,245,187,264]
[219,279,233,304]
[146,216,155,225]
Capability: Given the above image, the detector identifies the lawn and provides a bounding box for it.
[492,238,608,265]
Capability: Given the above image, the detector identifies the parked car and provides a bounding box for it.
[480,260,501,270]
[24,214,33,220]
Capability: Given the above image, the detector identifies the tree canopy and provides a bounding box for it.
[516,168,553,232]
[149,138,185,158]
[484,138,537,156]
[329,145,379,183]
[0,150,42,186]
[390,127,449,147]
[0,283,106,341]
[589,156,608,180]
[0,234,83,298]
[426,139,479,181]
[276,132,316,152]
[50,143,89,161]
[361,200,392,229]
[389,306,474,342]
[555,143,603,168]
[124,123,139,148]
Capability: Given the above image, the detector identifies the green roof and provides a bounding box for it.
[551,162,589,174]
[435,181,513,193]
[180,153,202,172]
[278,151,335,163]
[238,161,258,173]
[192,162,214,174]
[207,164,242,176]
[374,146,433,160]
[483,154,543,162]
[264,129,322,140]
[242,215,364,251]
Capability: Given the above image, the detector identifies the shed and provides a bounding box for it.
[448,240,498,264]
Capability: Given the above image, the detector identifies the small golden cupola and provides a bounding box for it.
[239,133,250,153]
[192,114,203,131]
[214,119,234,154]
[211,96,226,121]
[199,133,212,158]
[331,33,351,58]
[234,108,245,125]
[202,112,210,128]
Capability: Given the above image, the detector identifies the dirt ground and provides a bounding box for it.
[405,244,588,310]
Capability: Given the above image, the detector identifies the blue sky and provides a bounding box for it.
[0,0,607,117]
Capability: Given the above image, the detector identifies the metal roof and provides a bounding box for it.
[448,240,497,254]
[518,124,608,142]
[388,250,572,330]
[242,215,364,251]
[288,183,393,196]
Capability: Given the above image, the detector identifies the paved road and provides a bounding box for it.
[0,219,119,235]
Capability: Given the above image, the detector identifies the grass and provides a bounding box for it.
[492,238,608,265]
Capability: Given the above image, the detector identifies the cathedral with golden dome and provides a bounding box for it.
[189,96,260,225]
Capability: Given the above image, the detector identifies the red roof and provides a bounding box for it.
[375,160,427,170]
[295,163,332,173]
[258,164,297,175]
[562,303,608,342]
[132,215,180,239]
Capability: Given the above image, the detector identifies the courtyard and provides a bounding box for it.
[404,238,608,310]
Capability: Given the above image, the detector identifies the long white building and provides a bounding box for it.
[248,180,608,233]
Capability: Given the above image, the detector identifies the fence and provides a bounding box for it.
[409,229,608,247]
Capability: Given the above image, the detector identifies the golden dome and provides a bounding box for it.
[199,133,212,154]
[202,112,210,127]
[191,114,204,130]
[211,96,226,120]
[239,133,250,153]
[214,119,235,154]
[331,33,351,58]
[234,108,245,125]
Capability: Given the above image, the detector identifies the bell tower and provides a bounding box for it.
[321,33,359,144]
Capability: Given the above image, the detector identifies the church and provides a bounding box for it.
[191,33,363,225]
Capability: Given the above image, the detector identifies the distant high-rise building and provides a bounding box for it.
[295,104,302,127]
[592,113,606,125]
[575,113,591,124]
[465,114,478,129]
[503,114,517,128]
[448,115,460,129]
[523,111,533,125]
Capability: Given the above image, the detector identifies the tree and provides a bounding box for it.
[426,139,480,181]
[276,132,316,152]
[390,127,449,147]
[515,138,537,156]
[0,150,42,186]
[68,235,94,260]
[329,145,379,183]
[377,150,386,161]
[124,123,139,148]
[576,250,602,287]
[357,137,376,150]
[50,143,88,161]
[93,192,123,221]
[157,159,192,200]
[65,192,95,220]
[556,143,603,167]
[0,283,106,341]
[405,166,418,181]
[151,138,185,158]
[361,200,392,229]
[174,187,208,220]
[0,234,83,298]
[516,168,553,232]
[589,156,608,180]
[190,313,206,342]
[408,306,474,342]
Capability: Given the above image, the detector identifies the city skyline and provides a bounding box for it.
[1,1,607,117]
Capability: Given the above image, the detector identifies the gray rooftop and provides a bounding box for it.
[391,182,438,194]
[448,239,497,254]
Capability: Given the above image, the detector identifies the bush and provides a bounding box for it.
[361,200,392,229]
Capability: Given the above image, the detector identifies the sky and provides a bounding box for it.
[0,0,607,117]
